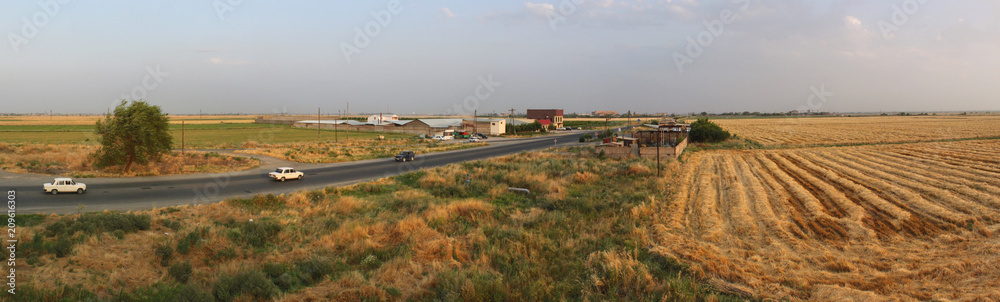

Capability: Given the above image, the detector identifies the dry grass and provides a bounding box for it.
[18,147,737,301]
[653,140,1000,300]
[0,143,258,177]
[714,115,1000,146]
[236,139,487,163]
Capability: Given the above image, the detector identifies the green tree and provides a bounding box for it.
[91,100,173,173]
[688,117,730,143]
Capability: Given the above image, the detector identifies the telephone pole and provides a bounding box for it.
[335,109,340,142]
[473,109,477,134]
[509,108,515,135]
[181,120,185,155]
[318,107,322,139]
[656,128,662,177]
[346,102,350,140]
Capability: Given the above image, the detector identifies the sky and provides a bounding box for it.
[1,0,998,115]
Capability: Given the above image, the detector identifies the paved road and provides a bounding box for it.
[5,132,594,214]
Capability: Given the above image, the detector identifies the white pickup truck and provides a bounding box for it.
[269,167,304,182]
[43,178,87,194]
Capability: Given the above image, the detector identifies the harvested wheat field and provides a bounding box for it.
[652,139,1000,300]
[714,115,1000,146]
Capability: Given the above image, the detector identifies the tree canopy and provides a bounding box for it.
[91,100,173,173]
[688,118,731,143]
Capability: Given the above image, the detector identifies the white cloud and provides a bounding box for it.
[208,58,250,66]
[440,7,456,18]
[524,2,555,17]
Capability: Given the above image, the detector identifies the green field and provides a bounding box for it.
[0,125,414,148]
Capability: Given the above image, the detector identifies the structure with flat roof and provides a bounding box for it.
[526,109,564,128]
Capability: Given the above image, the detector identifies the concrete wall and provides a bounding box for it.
[599,138,688,159]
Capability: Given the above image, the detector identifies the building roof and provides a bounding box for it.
[418,119,465,128]
[537,119,552,125]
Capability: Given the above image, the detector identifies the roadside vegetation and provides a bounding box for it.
[0,143,259,177]
[17,148,744,301]
[236,139,487,163]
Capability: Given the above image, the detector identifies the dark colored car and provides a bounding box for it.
[395,151,416,162]
[472,133,488,139]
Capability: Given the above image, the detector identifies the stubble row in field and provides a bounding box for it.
[651,139,1000,300]
[714,115,1000,146]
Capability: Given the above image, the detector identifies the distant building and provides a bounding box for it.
[526,109,564,128]
[593,111,618,116]
[367,114,399,124]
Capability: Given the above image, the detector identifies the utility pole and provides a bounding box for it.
[346,102,350,140]
[318,107,322,140]
[509,108,515,135]
[656,128,661,177]
[335,110,339,142]
[473,109,477,134]
[181,120,185,155]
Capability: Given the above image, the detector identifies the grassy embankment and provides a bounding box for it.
[15,148,745,301]
[0,143,259,178]
[236,139,487,163]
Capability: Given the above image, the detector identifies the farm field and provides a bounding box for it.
[0,115,255,125]
[653,139,1000,300]
[0,124,412,149]
[714,115,1000,146]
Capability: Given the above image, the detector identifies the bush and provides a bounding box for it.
[156,244,174,267]
[177,229,205,254]
[229,220,282,248]
[688,118,730,143]
[213,270,279,302]
[53,236,74,258]
[228,194,285,213]
[169,261,193,283]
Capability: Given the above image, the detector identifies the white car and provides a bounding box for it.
[43,178,86,194]
[269,167,304,182]
[431,135,445,141]
[468,137,481,142]
[442,135,454,140]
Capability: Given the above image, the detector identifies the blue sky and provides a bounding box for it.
[2,0,998,115]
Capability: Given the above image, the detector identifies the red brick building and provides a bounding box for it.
[526,109,564,128]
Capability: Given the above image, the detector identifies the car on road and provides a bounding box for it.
[43,178,86,194]
[468,137,481,143]
[472,133,488,140]
[395,151,416,162]
[269,167,304,181]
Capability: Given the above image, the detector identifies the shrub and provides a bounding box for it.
[213,270,279,302]
[229,220,282,248]
[688,118,730,143]
[160,219,182,231]
[176,228,206,254]
[169,261,193,283]
[227,194,285,213]
[156,244,174,267]
[53,236,74,258]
